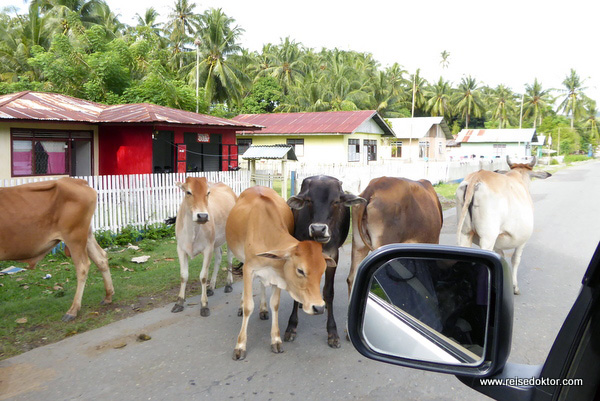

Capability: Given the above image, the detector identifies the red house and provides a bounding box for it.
[0,91,261,179]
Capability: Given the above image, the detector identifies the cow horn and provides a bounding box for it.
[528,156,537,167]
[506,155,513,168]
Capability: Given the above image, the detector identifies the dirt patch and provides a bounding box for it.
[0,363,56,400]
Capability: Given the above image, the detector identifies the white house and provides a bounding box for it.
[385,117,452,161]
[452,128,538,160]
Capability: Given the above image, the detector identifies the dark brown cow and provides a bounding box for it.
[0,178,114,321]
[347,176,443,296]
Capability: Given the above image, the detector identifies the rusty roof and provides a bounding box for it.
[234,110,394,136]
[0,91,262,129]
[456,128,537,144]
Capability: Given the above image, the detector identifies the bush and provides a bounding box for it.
[563,155,591,164]
[95,230,115,248]
[94,223,174,248]
[114,226,143,246]
[550,158,560,165]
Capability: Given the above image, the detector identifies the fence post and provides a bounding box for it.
[290,170,296,196]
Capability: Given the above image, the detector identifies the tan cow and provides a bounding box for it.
[226,186,335,360]
[456,156,551,294]
[347,176,444,296]
[172,177,237,317]
[0,178,113,321]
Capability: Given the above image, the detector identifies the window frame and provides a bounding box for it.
[286,138,304,157]
[348,138,361,162]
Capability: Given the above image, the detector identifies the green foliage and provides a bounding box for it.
[114,226,143,246]
[550,158,560,165]
[95,229,116,248]
[241,76,282,113]
[563,155,591,163]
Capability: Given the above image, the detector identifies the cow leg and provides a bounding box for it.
[199,247,214,317]
[225,247,234,293]
[208,245,222,297]
[511,245,526,295]
[259,282,269,320]
[63,238,91,321]
[324,262,340,348]
[284,301,299,342]
[270,285,283,354]
[347,242,369,299]
[233,270,254,360]
[172,246,189,313]
[87,231,114,305]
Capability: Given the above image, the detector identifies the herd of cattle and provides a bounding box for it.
[0,156,550,360]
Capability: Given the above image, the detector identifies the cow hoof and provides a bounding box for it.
[237,308,243,317]
[284,329,296,342]
[61,313,76,322]
[232,349,246,361]
[207,288,214,297]
[514,286,521,295]
[100,299,112,306]
[271,342,284,354]
[345,332,350,342]
[259,311,269,320]
[171,304,184,313]
[224,285,233,293]
[201,307,210,317]
[328,335,341,348]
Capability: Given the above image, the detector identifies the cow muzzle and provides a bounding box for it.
[302,302,325,315]
[309,223,331,244]
[193,212,209,224]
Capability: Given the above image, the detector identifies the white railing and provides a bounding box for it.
[0,170,251,233]
[293,159,507,194]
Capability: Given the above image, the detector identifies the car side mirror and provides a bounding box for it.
[348,244,514,378]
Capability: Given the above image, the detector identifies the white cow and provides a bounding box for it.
[172,177,237,316]
[456,156,551,294]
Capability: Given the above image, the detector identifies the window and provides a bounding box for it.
[419,141,430,159]
[391,141,403,158]
[439,141,444,155]
[11,130,92,177]
[286,138,304,157]
[493,143,507,157]
[364,139,377,161]
[348,139,360,162]
[237,138,252,156]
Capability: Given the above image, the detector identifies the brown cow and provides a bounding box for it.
[0,178,114,321]
[172,177,237,316]
[347,176,443,296]
[226,186,335,360]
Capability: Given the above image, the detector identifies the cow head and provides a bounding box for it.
[257,241,335,315]
[176,177,211,224]
[507,156,552,180]
[287,176,366,244]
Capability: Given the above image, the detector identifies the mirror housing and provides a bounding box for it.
[348,244,514,378]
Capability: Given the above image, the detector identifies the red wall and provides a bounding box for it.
[99,125,153,175]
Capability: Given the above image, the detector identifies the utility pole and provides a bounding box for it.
[519,93,524,129]
[195,38,201,113]
[409,73,416,161]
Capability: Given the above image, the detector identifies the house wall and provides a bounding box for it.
[382,124,448,161]
[0,121,99,180]
[238,132,383,165]
[454,142,531,159]
[99,125,153,175]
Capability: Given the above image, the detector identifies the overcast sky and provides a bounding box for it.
[12,0,600,105]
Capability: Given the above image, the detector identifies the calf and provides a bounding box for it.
[456,156,551,294]
[172,177,237,316]
[347,176,443,296]
[286,175,364,348]
[226,186,335,360]
[0,178,113,321]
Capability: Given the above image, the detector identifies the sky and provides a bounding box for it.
[9,0,600,105]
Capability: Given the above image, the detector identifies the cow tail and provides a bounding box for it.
[456,178,478,239]
[356,201,374,251]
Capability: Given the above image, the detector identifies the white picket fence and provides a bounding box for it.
[294,159,507,195]
[0,170,251,233]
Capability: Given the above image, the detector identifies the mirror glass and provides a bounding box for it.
[363,257,490,366]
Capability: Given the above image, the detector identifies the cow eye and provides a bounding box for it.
[186,191,192,196]
[296,268,306,277]
[207,191,211,197]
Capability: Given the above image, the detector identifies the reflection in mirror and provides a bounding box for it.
[363,257,490,366]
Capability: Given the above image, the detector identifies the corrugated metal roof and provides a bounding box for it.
[234,110,394,136]
[456,128,537,144]
[0,91,262,129]
[388,117,452,139]
[241,145,298,161]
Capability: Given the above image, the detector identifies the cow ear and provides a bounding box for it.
[530,170,552,179]
[257,245,294,260]
[176,182,186,191]
[287,196,306,210]
[323,255,337,268]
[494,169,509,174]
[341,193,366,207]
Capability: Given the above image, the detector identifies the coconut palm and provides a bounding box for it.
[523,78,552,128]
[425,77,453,118]
[557,69,588,129]
[453,75,485,129]
[195,8,247,107]
[257,37,305,95]
[582,99,600,145]
[488,84,517,128]
[440,50,450,69]
[165,0,201,70]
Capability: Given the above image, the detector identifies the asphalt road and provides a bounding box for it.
[2,161,599,401]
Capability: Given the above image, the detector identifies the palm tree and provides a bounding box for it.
[195,8,247,107]
[440,50,450,69]
[135,7,162,34]
[582,99,600,145]
[409,69,427,116]
[558,69,588,129]
[453,75,484,129]
[523,78,552,128]
[258,37,305,95]
[165,0,201,70]
[488,84,517,128]
[425,77,453,118]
